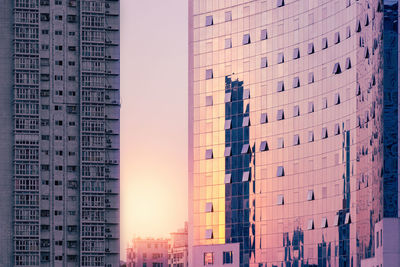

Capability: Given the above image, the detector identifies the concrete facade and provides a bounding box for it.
[127,238,169,267]
[0,0,120,266]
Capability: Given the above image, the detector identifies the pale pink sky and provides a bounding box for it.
[120,0,188,260]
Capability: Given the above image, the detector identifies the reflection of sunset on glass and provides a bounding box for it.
[120,0,188,261]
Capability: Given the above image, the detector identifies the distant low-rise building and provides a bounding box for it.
[168,223,188,267]
[127,238,169,267]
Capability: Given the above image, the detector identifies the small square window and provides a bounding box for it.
[364,47,369,58]
[224,147,232,157]
[334,32,340,44]
[293,77,300,88]
[205,149,213,159]
[293,134,300,146]
[277,195,284,205]
[242,116,250,127]
[204,230,213,239]
[206,96,213,106]
[224,174,232,184]
[225,38,232,49]
[333,63,341,74]
[293,48,300,59]
[322,37,328,49]
[205,15,213,26]
[242,171,250,182]
[308,102,314,113]
[321,217,328,228]
[225,119,232,130]
[261,57,268,68]
[260,113,268,124]
[307,219,314,230]
[205,69,213,80]
[293,105,300,117]
[241,144,250,154]
[277,0,284,7]
[346,26,351,38]
[356,84,361,96]
[277,52,284,64]
[225,11,232,22]
[364,14,369,26]
[242,34,251,45]
[277,137,284,149]
[334,215,340,226]
[334,123,341,135]
[308,72,314,83]
[225,92,232,103]
[277,81,284,92]
[322,97,328,109]
[223,251,233,264]
[346,57,352,69]
[322,127,328,139]
[277,109,284,120]
[334,93,340,105]
[205,202,213,212]
[277,166,284,177]
[260,141,268,152]
[356,20,362,32]
[308,131,314,142]
[260,29,268,40]
[308,43,314,54]
[243,89,250,99]
[307,190,314,201]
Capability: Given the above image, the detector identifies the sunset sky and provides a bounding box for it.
[120,0,188,260]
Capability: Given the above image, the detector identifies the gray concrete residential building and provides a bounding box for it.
[0,0,120,266]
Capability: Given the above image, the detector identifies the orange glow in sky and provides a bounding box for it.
[120,0,188,261]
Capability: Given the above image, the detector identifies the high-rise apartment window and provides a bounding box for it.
[242,117,250,127]
[346,26,351,38]
[205,202,213,213]
[225,11,232,22]
[333,63,341,74]
[55,30,62,35]
[55,0,62,5]
[307,219,314,230]
[356,20,362,32]
[346,57,352,69]
[224,174,232,184]
[242,34,250,45]
[291,106,301,120]
[277,109,284,120]
[260,113,268,124]
[241,144,250,154]
[204,230,213,240]
[261,57,268,68]
[223,251,233,264]
[277,81,284,92]
[334,123,341,135]
[293,48,300,59]
[225,38,232,49]
[277,52,284,64]
[293,77,300,88]
[242,171,250,182]
[205,15,213,26]
[204,252,214,264]
[308,72,314,83]
[55,15,62,20]
[205,69,213,80]
[308,43,314,54]
[322,37,328,49]
[205,149,213,159]
[206,96,213,106]
[277,137,284,149]
[277,166,284,177]
[42,29,49,34]
[334,93,340,105]
[308,102,314,113]
[224,119,232,130]
[224,147,232,157]
[277,0,284,7]
[307,190,314,201]
[321,218,328,228]
[334,32,340,44]
[322,127,328,139]
[243,89,250,99]
[277,195,284,205]
[293,134,300,146]
[260,141,268,151]
[260,29,268,40]
[224,92,232,103]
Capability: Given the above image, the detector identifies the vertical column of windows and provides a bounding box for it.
[13,0,40,266]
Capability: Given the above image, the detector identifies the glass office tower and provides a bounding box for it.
[0,0,120,266]
[188,0,400,266]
